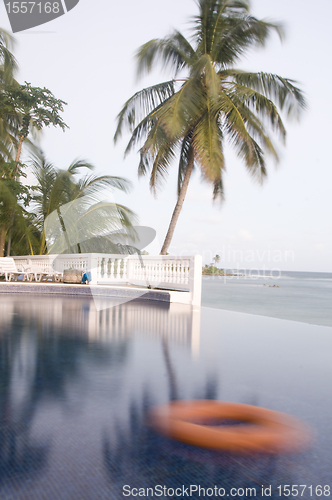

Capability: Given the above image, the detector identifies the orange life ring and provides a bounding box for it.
[149,400,313,454]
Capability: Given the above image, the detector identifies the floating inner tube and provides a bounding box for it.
[149,400,313,454]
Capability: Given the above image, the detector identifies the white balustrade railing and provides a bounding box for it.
[12,254,202,306]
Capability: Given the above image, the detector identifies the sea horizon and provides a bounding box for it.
[201,270,332,328]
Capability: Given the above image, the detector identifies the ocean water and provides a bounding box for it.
[202,271,332,327]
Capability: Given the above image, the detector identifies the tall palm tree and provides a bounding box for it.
[30,151,138,254]
[0,28,19,162]
[0,29,40,256]
[0,28,17,82]
[114,0,306,255]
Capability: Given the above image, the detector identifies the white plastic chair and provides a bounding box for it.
[0,257,32,282]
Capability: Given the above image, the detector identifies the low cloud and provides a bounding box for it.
[238,229,254,241]
[194,215,222,224]
[224,229,254,242]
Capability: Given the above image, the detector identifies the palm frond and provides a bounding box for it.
[212,17,284,66]
[189,53,220,98]
[75,174,132,198]
[216,91,267,180]
[67,159,95,175]
[138,123,178,193]
[223,81,286,140]
[0,28,18,82]
[212,176,225,201]
[223,70,306,118]
[193,107,225,181]
[156,77,206,137]
[233,102,280,161]
[114,81,175,143]
[193,0,283,66]
[149,139,178,195]
[178,129,194,195]
[136,32,197,78]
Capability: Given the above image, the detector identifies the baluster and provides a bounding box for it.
[139,259,143,281]
[159,259,164,283]
[184,260,189,283]
[97,257,101,279]
[164,260,169,283]
[170,260,175,282]
[116,259,121,279]
[159,260,163,283]
[180,260,184,284]
[177,260,181,283]
[110,259,115,280]
[145,259,150,284]
[156,261,161,283]
[173,260,178,283]
[178,261,182,284]
[180,261,185,284]
[123,259,127,280]
[150,260,155,284]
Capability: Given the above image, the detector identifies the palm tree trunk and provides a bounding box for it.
[0,226,7,257]
[6,216,13,256]
[160,147,194,255]
[162,337,178,400]
[15,136,24,173]
[6,136,24,255]
[57,207,71,251]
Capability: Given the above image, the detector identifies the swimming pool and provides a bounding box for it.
[0,294,331,499]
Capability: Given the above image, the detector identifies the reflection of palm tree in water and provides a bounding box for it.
[104,337,292,495]
[102,385,291,498]
[162,337,178,400]
[0,309,128,485]
[0,322,49,483]
[161,333,218,401]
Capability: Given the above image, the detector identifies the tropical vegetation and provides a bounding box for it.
[30,150,137,255]
[114,0,306,255]
[0,28,136,257]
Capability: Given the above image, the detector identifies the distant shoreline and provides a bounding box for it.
[202,272,243,276]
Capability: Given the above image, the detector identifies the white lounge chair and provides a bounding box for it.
[26,259,62,282]
[0,257,32,282]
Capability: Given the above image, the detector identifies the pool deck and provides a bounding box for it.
[0,281,193,305]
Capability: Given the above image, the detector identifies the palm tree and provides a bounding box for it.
[2,83,67,173]
[0,28,17,80]
[0,28,19,163]
[30,151,138,255]
[213,254,220,265]
[114,0,306,255]
[0,161,38,256]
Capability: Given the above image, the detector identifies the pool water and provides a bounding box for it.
[0,295,331,499]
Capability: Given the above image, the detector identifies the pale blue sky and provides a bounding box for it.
[1,0,331,271]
